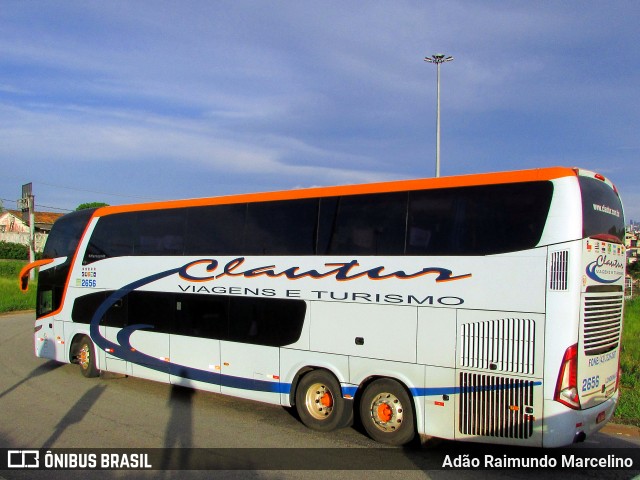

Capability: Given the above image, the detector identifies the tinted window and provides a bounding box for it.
[407,182,553,255]
[72,291,106,324]
[84,213,135,263]
[406,190,459,255]
[579,177,625,242]
[135,210,185,256]
[228,296,306,347]
[175,294,228,339]
[38,208,96,317]
[128,291,174,333]
[72,291,127,328]
[319,193,407,255]
[185,204,246,255]
[244,199,318,255]
[42,208,96,259]
[71,290,306,347]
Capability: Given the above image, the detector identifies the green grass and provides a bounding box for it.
[0,260,37,313]
[613,296,640,426]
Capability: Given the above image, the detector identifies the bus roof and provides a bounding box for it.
[96,166,578,217]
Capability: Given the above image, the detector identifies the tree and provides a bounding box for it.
[628,261,640,280]
[76,202,109,211]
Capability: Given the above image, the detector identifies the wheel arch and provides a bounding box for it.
[69,333,88,364]
[289,365,347,407]
[68,332,101,370]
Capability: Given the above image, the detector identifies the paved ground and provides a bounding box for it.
[1,310,639,479]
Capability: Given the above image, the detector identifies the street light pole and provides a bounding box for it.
[424,53,453,177]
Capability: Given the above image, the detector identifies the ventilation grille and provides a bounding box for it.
[549,250,569,291]
[460,318,535,374]
[583,294,623,355]
[459,372,535,439]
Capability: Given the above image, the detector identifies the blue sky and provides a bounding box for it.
[1,1,639,221]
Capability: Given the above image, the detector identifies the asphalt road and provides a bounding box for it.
[1,311,638,480]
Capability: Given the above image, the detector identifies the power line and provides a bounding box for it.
[35,203,73,212]
[2,197,72,213]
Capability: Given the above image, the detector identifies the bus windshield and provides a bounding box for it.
[37,208,96,317]
[579,176,625,242]
[43,208,96,259]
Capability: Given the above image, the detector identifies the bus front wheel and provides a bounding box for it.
[359,378,415,445]
[75,336,99,378]
[295,369,349,432]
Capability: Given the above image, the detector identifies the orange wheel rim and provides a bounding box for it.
[377,403,392,423]
[79,347,89,369]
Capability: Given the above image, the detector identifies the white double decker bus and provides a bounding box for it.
[21,167,626,447]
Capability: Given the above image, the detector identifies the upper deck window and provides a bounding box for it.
[82,180,556,263]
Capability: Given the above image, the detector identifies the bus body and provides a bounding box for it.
[22,167,626,447]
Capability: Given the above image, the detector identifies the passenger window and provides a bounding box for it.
[185,204,247,256]
[135,210,185,256]
[175,294,229,339]
[244,199,318,255]
[319,193,407,255]
[228,297,306,346]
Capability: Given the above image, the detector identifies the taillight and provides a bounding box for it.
[554,344,581,410]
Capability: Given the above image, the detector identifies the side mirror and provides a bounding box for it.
[18,259,55,292]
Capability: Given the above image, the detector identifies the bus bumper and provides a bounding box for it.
[542,391,619,447]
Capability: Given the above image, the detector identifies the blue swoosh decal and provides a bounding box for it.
[89,264,541,399]
[89,265,290,394]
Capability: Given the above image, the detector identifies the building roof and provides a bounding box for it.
[5,210,64,227]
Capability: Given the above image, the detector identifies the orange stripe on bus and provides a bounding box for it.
[94,167,576,217]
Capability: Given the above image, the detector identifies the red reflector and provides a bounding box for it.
[434,401,445,407]
[596,411,606,424]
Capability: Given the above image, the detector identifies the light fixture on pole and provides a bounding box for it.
[424,53,453,178]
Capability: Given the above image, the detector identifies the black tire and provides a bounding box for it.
[76,336,99,378]
[295,369,350,432]
[359,378,415,445]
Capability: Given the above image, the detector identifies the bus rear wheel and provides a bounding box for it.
[76,336,99,378]
[359,378,415,445]
[295,370,349,432]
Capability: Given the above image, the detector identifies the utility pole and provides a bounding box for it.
[424,53,454,177]
[19,183,36,279]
